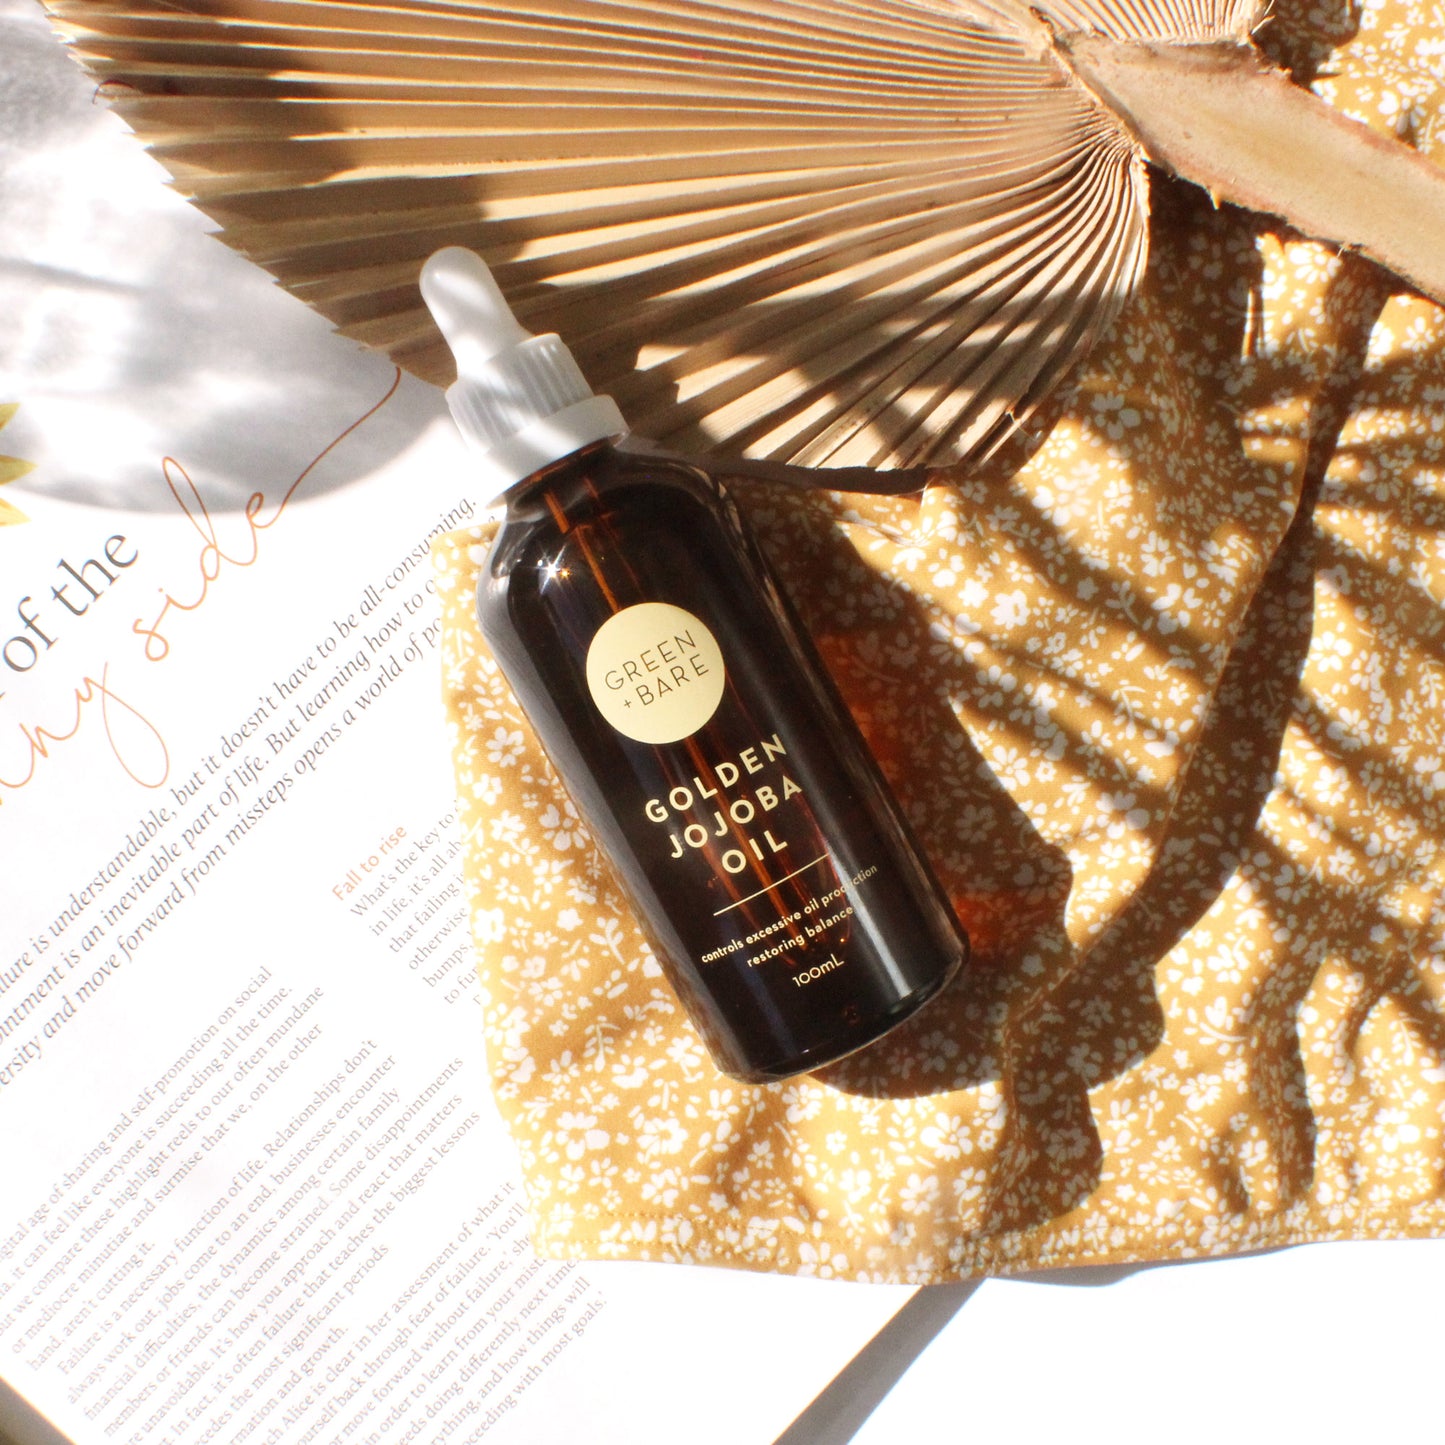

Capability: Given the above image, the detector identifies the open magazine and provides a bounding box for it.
[0,5,910,1440]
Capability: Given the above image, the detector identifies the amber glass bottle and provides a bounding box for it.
[423,248,968,1082]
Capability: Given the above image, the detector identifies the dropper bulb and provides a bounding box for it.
[419,244,626,500]
[420,246,531,377]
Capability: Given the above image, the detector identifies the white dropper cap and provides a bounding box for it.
[420,246,626,503]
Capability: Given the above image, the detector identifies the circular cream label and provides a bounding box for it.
[585,602,726,744]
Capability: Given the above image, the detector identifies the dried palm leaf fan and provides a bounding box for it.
[44,0,1445,477]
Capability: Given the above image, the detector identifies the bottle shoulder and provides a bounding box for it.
[487,443,738,572]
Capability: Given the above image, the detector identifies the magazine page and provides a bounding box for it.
[0,5,911,1441]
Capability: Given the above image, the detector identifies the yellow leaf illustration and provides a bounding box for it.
[0,403,36,526]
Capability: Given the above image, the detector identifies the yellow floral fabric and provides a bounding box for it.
[434,6,1445,1280]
